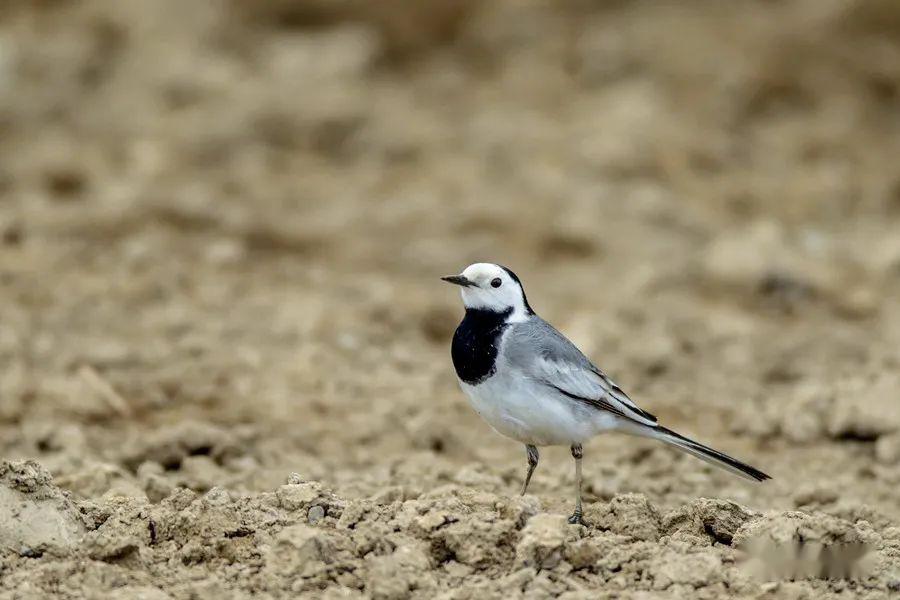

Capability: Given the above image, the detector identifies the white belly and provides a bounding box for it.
[459,371,620,446]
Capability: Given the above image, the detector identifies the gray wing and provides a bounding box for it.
[504,317,658,427]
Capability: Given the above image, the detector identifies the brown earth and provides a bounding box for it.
[1,1,900,598]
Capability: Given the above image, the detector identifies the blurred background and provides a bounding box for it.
[2,0,900,547]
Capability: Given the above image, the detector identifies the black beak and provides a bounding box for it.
[441,275,474,287]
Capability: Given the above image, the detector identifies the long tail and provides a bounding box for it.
[648,425,771,482]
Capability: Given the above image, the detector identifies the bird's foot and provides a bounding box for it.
[567,512,584,526]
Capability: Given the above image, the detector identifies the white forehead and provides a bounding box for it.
[461,263,507,281]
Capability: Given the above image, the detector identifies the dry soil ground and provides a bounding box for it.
[1,1,900,598]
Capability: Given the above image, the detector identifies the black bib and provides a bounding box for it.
[450,307,511,385]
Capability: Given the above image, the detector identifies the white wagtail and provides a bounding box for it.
[442,263,770,524]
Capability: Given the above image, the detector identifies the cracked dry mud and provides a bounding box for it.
[2,1,900,598]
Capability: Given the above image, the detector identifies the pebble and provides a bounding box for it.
[307,505,325,524]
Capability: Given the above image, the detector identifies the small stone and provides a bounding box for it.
[308,505,325,524]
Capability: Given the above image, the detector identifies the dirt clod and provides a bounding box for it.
[0,461,87,555]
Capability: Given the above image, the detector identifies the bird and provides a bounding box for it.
[442,262,770,525]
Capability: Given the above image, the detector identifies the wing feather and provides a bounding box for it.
[504,318,658,427]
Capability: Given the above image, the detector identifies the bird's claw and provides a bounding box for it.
[567,513,584,526]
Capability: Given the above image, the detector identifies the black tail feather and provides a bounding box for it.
[654,426,771,482]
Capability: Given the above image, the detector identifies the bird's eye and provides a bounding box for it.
[490,277,502,288]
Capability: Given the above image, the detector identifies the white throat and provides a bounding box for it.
[460,288,531,323]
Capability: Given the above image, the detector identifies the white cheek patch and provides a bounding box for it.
[461,286,530,322]
[461,288,497,310]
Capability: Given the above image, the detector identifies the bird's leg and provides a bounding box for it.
[521,444,539,495]
[568,444,584,525]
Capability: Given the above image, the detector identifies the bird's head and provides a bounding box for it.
[442,263,533,320]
